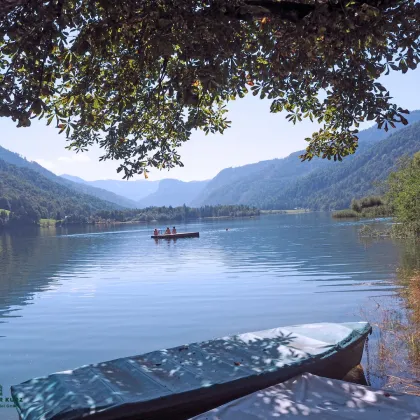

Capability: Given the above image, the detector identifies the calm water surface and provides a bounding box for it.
[0,213,406,418]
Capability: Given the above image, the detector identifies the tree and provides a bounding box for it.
[1,0,419,178]
[387,152,420,235]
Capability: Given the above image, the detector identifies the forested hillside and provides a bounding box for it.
[272,121,420,210]
[0,160,120,227]
[192,151,331,206]
[194,111,420,209]
[0,147,137,208]
[191,160,275,206]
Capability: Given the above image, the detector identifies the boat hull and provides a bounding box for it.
[11,322,371,420]
[151,231,199,239]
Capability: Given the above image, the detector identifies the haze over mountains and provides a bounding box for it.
[60,175,209,208]
[1,110,420,215]
[61,174,160,202]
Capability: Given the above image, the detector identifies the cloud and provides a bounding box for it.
[34,159,57,171]
[58,154,91,163]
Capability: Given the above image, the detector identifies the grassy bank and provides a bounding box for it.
[331,210,359,218]
[332,196,393,219]
[364,264,420,395]
[39,218,57,227]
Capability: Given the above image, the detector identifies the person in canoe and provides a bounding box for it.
[164,227,171,235]
[172,226,177,234]
[153,228,159,236]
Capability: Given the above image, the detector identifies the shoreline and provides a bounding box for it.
[89,215,261,225]
[261,209,311,214]
[31,215,262,228]
[2,211,329,230]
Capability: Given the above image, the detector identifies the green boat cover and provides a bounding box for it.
[11,322,371,420]
[191,372,420,419]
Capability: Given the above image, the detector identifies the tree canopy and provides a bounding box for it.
[1,0,419,177]
[386,151,420,235]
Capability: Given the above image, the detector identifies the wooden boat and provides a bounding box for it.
[11,322,371,420]
[191,372,420,419]
[151,231,199,239]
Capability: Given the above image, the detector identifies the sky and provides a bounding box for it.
[0,68,419,182]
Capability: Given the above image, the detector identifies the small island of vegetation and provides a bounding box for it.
[333,152,420,238]
[332,196,392,219]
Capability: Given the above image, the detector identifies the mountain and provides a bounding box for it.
[193,111,420,209]
[137,179,209,208]
[3,109,419,214]
[191,159,275,206]
[0,159,120,224]
[60,174,206,206]
[61,175,159,201]
[272,120,420,210]
[0,146,137,208]
[191,152,330,207]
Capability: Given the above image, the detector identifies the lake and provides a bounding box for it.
[0,212,413,418]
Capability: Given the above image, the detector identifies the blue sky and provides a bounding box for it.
[0,68,419,182]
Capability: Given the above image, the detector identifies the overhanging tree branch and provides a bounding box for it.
[1,0,419,177]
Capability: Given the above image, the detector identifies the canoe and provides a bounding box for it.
[191,372,420,419]
[11,322,371,420]
[151,231,199,239]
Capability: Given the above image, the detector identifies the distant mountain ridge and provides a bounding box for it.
[61,174,159,202]
[137,179,210,208]
[0,146,137,208]
[60,175,209,207]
